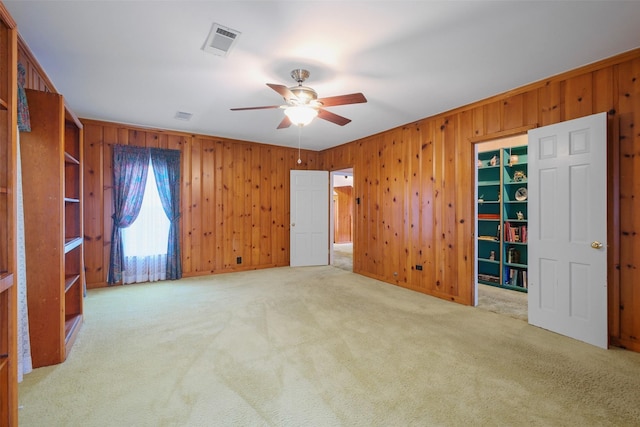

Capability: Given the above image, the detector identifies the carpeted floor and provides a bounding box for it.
[477,283,528,321]
[18,266,640,426]
[332,242,353,272]
[334,242,528,321]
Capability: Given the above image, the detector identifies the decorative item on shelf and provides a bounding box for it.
[490,155,498,166]
[497,190,501,201]
[477,159,483,168]
[515,187,527,201]
[478,193,484,203]
[516,211,525,220]
[508,147,519,166]
[514,170,526,182]
[507,246,521,264]
[489,250,495,260]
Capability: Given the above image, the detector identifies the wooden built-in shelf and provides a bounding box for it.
[64,314,82,338]
[64,274,80,293]
[0,6,18,423]
[0,273,13,294]
[64,237,83,253]
[0,356,8,376]
[22,89,85,370]
[64,152,80,165]
[64,314,82,353]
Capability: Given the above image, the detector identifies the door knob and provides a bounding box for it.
[291,223,295,227]
[591,241,603,249]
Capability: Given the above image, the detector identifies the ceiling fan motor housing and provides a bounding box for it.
[289,85,318,104]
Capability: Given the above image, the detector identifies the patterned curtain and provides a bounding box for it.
[107,145,150,284]
[17,62,31,132]
[150,148,182,280]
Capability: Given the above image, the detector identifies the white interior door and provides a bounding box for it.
[290,170,329,267]
[528,112,608,348]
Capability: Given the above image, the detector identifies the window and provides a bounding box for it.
[121,159,170,284]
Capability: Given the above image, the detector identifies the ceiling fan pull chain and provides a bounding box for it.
[297,125,302,164]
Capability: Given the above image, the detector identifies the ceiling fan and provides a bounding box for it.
[230,69,367,128]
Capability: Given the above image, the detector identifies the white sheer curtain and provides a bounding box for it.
[122,159,170,284]
[17,129,32,382]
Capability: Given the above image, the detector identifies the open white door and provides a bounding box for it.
[528,112,607,348]
[290,170,329,267]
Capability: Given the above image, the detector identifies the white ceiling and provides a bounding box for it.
[6,1,640,151]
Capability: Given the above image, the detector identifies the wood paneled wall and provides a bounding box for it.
[319,48,640,352]
[82,120,320,287]
[17,36,55,93]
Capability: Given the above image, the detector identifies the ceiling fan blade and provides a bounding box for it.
[267,83,297,101]
[277,115,292,129]
[230,105,281,111]
[317,108,351,126]
[317,93,367,107]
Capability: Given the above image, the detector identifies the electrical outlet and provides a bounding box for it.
[416,265,423,271]
[236,256,242,264]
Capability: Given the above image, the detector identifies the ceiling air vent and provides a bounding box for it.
[202,23,241,57]
[175,111,193,121]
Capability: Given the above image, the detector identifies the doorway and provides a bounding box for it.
[331,168,354,272]
[475,135,528,321]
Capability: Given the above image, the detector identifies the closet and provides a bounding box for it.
[476,135,528,292]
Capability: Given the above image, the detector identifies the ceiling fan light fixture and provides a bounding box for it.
[285,105,318,126]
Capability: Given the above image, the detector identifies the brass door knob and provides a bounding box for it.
[591,241,603,249]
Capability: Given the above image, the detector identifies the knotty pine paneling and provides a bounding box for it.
[564,73,593,121]
[616,57,640,350]
[82,120,319,287]
[319,49,640,348]
[18,37,55,93]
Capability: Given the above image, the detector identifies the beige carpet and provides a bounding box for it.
[477,283,528,321]
[332,243,353,272]
[334,243,528,322]
[19,266,640,426]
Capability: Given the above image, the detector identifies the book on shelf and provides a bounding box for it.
[478,273,500,284]
[503,221,527,243]
[478,213,500,219]
[503,266,528,288]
